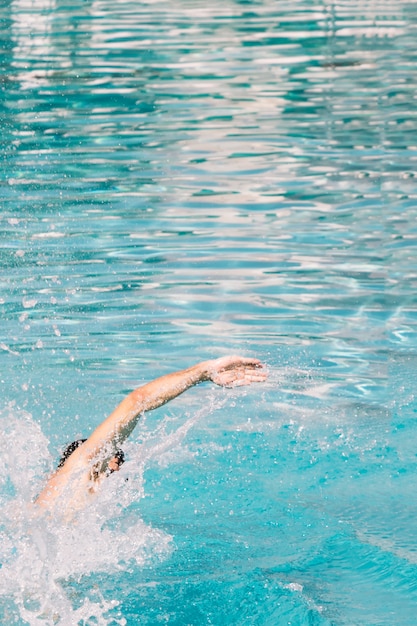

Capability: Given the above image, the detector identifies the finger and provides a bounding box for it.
[237,366,268,378]
[232,357,263,369]
[229,377,260,387]
[245,374,268,383]
[225,370,267,387]
[218,356,263,371]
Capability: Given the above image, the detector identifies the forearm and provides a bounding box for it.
[137,360,211,412]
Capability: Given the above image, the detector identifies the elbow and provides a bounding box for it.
[128,389,146,415]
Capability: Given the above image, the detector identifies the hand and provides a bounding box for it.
[208,355,268,388]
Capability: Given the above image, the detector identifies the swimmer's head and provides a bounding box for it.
[57,438,125,474]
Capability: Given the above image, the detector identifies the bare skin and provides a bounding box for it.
[35,356,267,517]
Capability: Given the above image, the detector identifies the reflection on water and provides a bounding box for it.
[1,0,417,623]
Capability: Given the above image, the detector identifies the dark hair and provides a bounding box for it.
[57,439,125,470]
[113,448,125,466]
[57,438,87,468]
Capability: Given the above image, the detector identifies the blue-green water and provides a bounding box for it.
[1,0,417,624]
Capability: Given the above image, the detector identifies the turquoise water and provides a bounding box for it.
[1,0,417,623]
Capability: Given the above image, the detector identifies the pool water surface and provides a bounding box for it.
[1,0,417,624]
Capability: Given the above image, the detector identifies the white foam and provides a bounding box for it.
[0,407,173,624]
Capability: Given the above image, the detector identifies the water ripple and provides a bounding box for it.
[1,0,417,623]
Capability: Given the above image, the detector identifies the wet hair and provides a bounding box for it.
[57,438,87,468]
[57,438,125,471]
[112,448,125,467]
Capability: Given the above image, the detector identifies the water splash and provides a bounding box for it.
[0,406,174,624]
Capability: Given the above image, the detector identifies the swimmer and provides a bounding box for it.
[35,356,267,518]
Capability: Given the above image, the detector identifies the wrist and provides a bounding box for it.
[196,360,213,383]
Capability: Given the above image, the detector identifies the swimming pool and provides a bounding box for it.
[1,0,417,623]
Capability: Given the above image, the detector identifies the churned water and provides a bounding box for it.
[1,0,417,624]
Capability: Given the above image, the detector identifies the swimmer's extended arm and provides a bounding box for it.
[81,355,267,459]
[35,356,267,510]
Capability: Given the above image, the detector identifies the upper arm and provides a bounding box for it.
[34,392,143,509]
[76,389,145,461]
